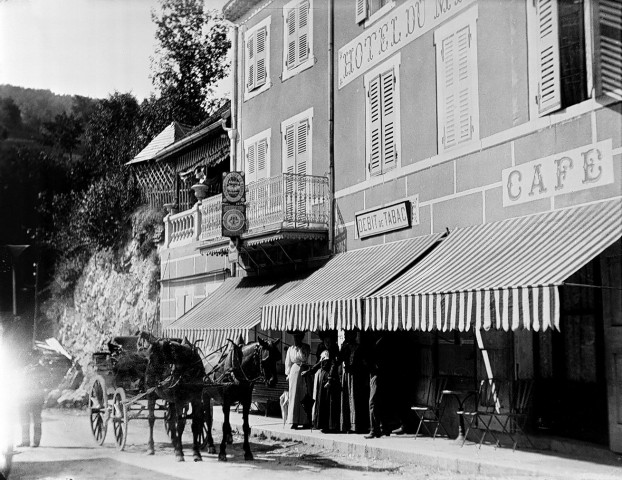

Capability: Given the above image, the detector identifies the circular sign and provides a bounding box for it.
[222,208,245,234]
[222,172,245,204]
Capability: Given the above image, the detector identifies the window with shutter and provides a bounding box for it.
[244,17,271,100]
[357,0,395,26]
[364,55,401,177]
[435,8,479,153]
[243,129,271,185]
[283,0,313,81]
[597,0,621,100]
[529,0,591,117]
[355,0,367,24]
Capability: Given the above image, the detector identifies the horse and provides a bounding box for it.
[141,333,207,462]
[203,336,281,461]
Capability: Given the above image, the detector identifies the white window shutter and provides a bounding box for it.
[456,25,473,144]
[536,0,561,115]
[368,75,382,176]
[355,0,367,24]
[598,0,622,100]
[380,69,396,171]
[247,33,255,90]
[255,27,267,88]
[441,33,457,149]
[283,124,296,174]
[298,1,310,64]
[246,142,256,184]
[286,8,297,69]
[296,119,310,176]
[256,138,268,180]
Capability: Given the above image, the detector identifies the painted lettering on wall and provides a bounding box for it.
[338,0,475,89]
[355,200,415,239]
[502,140,614,206]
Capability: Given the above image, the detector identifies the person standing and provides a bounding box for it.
[340,330,369,434]
[284,331,312,429]
[364,333,391,439]
[304,331,340,433]
[18,349,47,447]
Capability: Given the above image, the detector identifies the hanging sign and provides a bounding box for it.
[222,204,246,237]
[502,140,614,206]
[222,171,246,204]
[355,200,413,239]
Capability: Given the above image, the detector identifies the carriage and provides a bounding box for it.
[87,335,209,451]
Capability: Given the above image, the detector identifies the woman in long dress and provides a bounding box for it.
[305,331,340,433]
[284,332,312,429]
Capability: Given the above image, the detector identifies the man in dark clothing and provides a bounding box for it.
[364,333,392,439]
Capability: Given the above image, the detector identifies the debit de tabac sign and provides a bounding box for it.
[338,0,476,89]
[502,140,614,207]
[355,197,418,239]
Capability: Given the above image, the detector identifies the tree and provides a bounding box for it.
[150,0,230,126]
[0,97,22,135]
[41,112,83,160]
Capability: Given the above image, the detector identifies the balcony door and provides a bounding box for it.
[282,114,311,226]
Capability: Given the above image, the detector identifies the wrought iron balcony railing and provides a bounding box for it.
[164,173,330,248]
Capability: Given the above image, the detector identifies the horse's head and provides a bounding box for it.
[257,337,281,387]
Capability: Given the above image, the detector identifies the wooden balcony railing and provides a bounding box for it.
[164,173,330,248]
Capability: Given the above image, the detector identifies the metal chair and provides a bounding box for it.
[461,379,504,448]
[491,379,536,451]
[412,376,449,439]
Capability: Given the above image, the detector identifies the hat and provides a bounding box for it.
[320,350,330,361]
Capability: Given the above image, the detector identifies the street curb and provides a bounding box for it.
[211,418,568,479]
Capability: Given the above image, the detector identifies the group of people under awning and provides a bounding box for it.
[283,329,413,438]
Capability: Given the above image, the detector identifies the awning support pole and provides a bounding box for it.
[475,329,501,413]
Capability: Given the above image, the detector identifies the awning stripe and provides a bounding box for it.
[261,233,443,331]
[368,198,621,332]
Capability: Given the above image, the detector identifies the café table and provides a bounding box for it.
[442,389,477,445]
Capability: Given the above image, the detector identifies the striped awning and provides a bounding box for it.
[261,233,444,331]
[366,198,622,332]
[166,275,306,350]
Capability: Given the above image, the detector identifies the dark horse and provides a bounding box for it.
[203,337,281,461]
[141,333,206,462]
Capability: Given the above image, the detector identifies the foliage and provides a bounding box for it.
[150,0,230,125]
[41,112,83,159]
[82,92,143,177]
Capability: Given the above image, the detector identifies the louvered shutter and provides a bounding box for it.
[247,33,255,91]
[598,0,622,100]
[246,143,257,184]
[536,0,561,115]
[355,0,367,23]
[256,138,268,180]
[286,8,297,69]
[255,27,267,88]
[368,75,382,176]
[298,1,310,65]
[456,25,473,143]
[284,125,296,221]
[296,120,310,222]
[380,69,396,171]
[439,32,457,149]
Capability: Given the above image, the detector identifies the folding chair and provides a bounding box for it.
[492,379,536,451]
[461,379,504,448]
[412,376,449,439]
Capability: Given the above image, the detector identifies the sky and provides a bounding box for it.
[0,0,229,100]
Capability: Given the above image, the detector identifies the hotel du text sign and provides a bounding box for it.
[356,198,418,239]
[338,0,475,89]
[502,140,614,206]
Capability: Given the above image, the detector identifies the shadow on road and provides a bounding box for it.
[11,457,184,480]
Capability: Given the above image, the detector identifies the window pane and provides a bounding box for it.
[558,0,587,107]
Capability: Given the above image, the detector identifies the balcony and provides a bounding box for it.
[164,173,330,250]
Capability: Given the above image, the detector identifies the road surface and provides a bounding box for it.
[10,408,531,480]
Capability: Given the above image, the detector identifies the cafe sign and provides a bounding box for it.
[502,140,614,206]
[355,199,414,239]
[222,171,246,204]
[338,0,476,89]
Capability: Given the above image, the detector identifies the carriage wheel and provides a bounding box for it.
[89,375,108,446]
[198,419,210,450]
[112,388,129,451]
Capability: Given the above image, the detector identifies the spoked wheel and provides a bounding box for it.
[112,388,128,451]
[164,403,188,441]
[89,374,108,445]
[198,419,210,450]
